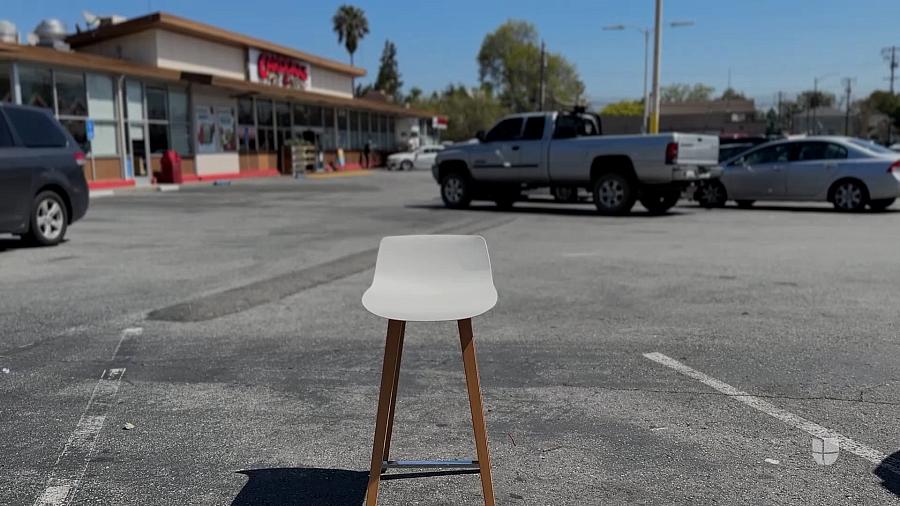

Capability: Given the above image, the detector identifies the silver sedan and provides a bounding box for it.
[696,136,900,211]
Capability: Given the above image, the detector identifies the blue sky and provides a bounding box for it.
[7,0,900,109]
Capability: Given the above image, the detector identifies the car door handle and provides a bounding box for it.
[511,145,520,151]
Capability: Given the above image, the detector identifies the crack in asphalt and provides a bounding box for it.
[146,215,516,323]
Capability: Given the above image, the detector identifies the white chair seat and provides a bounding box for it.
[362,235,498,322]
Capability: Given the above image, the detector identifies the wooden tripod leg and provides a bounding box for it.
[366,319,404,506]
[458,318,496,506]
[383,320,406,462]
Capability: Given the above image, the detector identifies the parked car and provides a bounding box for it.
[718,135,769,162]
[386,145,445,171]
[0,103,89,245]
[695,136,900,211]
[432,110,720,215]
[889,143,900,152]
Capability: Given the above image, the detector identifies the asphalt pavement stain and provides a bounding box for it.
[147,216,515,322]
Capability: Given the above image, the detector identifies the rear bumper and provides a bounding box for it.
[69,177,89,223]
[672,165,721,181]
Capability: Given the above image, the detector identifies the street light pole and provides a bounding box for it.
[641,29,650,133]
[649,0,663,134]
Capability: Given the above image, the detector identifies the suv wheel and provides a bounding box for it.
[441,171,472,209]
[27,191,68,246]
[592,172,636,215]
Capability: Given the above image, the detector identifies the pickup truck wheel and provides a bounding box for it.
[640,187,681,215]
[696,181,727,208]
[441,172,472,209]
[592,173,636,215]
[552,186,578,203]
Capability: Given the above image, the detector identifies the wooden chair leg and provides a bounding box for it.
[383,321,406,462]
[366,319,405,506]
[458,318,496,506]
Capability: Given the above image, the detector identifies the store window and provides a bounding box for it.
[86,74,118,157]
[55,72,87,117]
[337,109,348,149]
[323,107,335,150]
[168,89,190,155]
[0,63,10,102]
[145,87,169,153]
[19,66,53,110]
[276,101,291,148]
[238,97,256,152]
[256,99,274,152]
[308,106,323,128]
[388,116,396,150]
[293,103,310,127]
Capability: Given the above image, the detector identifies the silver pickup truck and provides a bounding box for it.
[432,110,720,215]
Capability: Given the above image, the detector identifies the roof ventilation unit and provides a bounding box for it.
[33,19,70,51]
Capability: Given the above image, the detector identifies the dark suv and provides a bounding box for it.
[0,103,89,246]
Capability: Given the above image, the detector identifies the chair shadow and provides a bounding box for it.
[874,451,900,497]
[232,468,367,506]
[231,467,480,505]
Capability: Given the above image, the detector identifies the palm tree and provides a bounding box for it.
[332,5,369,66]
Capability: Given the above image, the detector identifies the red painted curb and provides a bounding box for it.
[88,179,137,190]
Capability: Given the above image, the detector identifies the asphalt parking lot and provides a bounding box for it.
[2,170,899,505]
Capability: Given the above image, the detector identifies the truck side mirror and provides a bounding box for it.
[475,130,486,142]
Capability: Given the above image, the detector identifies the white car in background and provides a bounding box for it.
[386,145,445,171]
[696,136,900,211]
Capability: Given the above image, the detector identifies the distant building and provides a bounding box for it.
[601,98,766,135]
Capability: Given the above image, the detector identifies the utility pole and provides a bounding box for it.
[649,0,663,134]
[538,40,546,111]
[882,46,898,144]
[842,77,853,136]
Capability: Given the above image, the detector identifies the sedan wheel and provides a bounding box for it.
[696,181,727,208]
[27,191,68,246]
[401,160,413,171]
[832,180,868,212]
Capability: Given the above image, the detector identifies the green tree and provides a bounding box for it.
[720,87,746,100]
[600,99,644,116]
[374,40,403,100]
[862,90,900,128]
[477,20,585,112]
[797,90,836,110]
[661,83,715,103]
[414,84,507,141]
[332,5,369,66]
[405,86,424,105]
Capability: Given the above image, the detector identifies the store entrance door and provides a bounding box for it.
[125,124,150,185]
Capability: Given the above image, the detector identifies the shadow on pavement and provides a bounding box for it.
[0,237,55,252]
[232,468,367,506]
[707,204,900,214]
[405,203,683,218]
[874,451,900,497]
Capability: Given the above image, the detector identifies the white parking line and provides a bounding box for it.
[34,326,141,506]
[33,368,125,506]
[643,352,900,475]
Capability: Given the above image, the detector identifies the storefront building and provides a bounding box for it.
[0,12,437,187]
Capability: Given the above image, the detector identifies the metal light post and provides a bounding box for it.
[603,20,692,134]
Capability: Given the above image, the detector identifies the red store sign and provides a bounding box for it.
[249,48,311,90]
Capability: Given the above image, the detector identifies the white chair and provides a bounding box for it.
[362,235,498,506]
